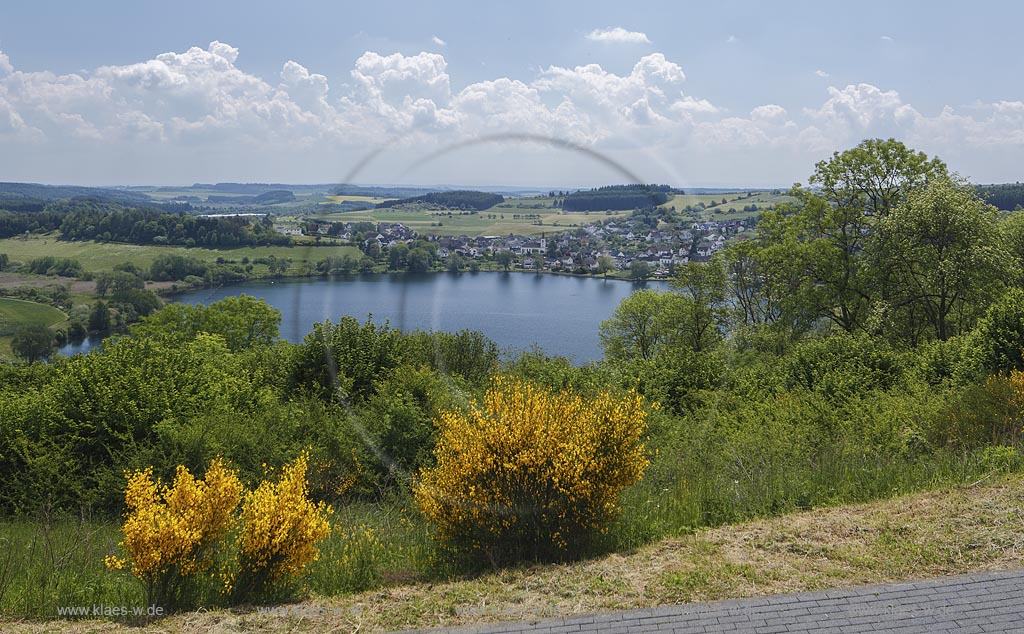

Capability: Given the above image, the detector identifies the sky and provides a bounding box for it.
[0,0,1022,188]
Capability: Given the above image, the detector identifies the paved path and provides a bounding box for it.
[403,569,1024,634]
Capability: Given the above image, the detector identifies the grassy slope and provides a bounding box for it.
[8,473,1022,633]
[662,191,793,221]
[0,298,66,331]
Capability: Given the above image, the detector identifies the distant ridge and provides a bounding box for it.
[0,182,153,204]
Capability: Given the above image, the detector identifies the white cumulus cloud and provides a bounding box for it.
[0,41,1021,185]
[585,27,651,44]
[431,36,446,47]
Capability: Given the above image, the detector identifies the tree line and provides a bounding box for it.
[977,183,1024,211]
[375,190,504,211]
[57,200,292,247]
[561,185,673,211]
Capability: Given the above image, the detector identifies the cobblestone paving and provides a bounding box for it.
[401,569,1024,634]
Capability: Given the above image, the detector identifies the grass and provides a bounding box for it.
[661,191,794,221]
[0,234,361,275]
[3,473,1020,633]
[0,298,67,336]
[0,520,142,621]
[0,297,68,359]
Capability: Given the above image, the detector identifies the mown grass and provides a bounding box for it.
[0,298,67,336]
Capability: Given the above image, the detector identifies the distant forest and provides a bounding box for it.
[206,190,297,205]
[977,183,1024,210]
[561,184,675,212]
[0,199,291,247]
[376,190,505,210]
[0,182,153,204]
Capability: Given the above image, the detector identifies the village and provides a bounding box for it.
[299,211,758,278]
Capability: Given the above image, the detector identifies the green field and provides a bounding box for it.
[661,191,793,220]
[0,234,361,274]
[308,197,633,237]
[0,298,66,336]
[306,192,788,237]
[0,297,68,360]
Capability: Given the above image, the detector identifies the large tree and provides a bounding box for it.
[599,289,672,362]
[11,323,56,363]
[881,177,1008,341]
[797,138,948,332]
[495,250,514,271]
[668,259,729,352]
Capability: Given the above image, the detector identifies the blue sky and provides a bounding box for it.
[0,0,1021,187]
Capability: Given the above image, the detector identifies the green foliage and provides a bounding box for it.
[561,185,672,212]
[0,333,279,514]
[966,287,1024,374]
[149,254,208,281]
[629,259,652,280]
[59,202,291,247]
[599,289,671,362]
[881,177,1007,341]
[95,270,144,296]
[88,300,111,333]
[25,256,84,278]
[109,289,162,322]
[131,295,281,352]
[977,183,1024,211]
[10,323,56,363]
[639,347,724,415]
[402,329,499,383]
[781,332,906,404]
[502,347,615,394]
[406,247,434,273]
[289,316,404,403]
[376,190,504,211]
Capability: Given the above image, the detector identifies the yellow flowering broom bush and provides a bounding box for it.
[414,376,650,564]
[234,453,332,599]
[105,458,244,609]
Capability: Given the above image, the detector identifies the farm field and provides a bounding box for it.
[0,234,361,274]
[308,198,633,237]
[661,191,793,220]
[0,297,66,334]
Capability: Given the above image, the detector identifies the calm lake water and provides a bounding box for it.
[59,272,667,363]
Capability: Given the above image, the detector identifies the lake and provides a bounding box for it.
[59,272,667,363]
